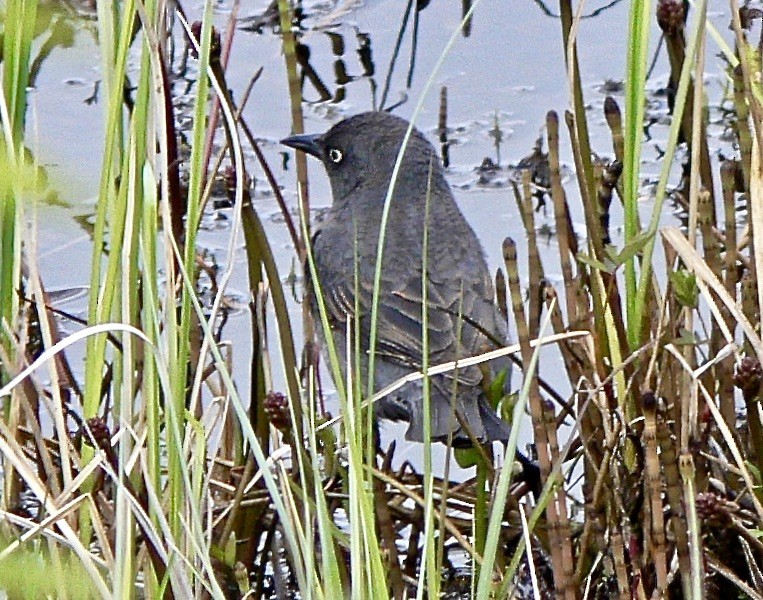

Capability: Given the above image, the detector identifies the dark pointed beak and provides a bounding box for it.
[281,133,322,158]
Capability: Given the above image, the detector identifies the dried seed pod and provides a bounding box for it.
[263,391,291,432]
[656,0,686,35]
[84,416,111,452]
[695,492,734,526]
[734,356,762,399]
[189,21,221,61]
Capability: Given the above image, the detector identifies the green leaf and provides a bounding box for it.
[486,367,509,407]
[673,328,699,346]
[499,390,518,424]
[605,231,652,267]
[668,269,699,309]
[576,252,613,273]
[455,447,480,468]
[745,460,762,485]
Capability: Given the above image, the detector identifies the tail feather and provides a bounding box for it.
[475,396,511,442]
[404,390,510,444]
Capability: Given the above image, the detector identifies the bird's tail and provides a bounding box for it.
[471,398,542,496]
[405,387,510,445]
[475,395,512,442]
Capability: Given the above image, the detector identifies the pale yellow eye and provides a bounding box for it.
[328,148,343,163]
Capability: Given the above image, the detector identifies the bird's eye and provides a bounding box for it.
[328,148,343,164]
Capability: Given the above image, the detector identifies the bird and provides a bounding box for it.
[281,111,518,449]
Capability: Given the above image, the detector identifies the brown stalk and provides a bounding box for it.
[656,399,692,597]
[373,449,405,598]
[495,268,508,323]
[572,440,611,584]
[564,110,612,397]
[730,1,763,170]
[603,96,625,168]
[640,391,668,594]
[594,158,621,248]
[602,96,629,227]
[563,109,601,262]
[698,189,725,424]
[438,85,449,168]
[659,1,716,206]
[541,394,575,592]
[541,284,586,401]
[677,454,702,595]
[546,111,580,325]
[514,171,544,337]
[662,330,686,455]
[403,505,424,578]
[732,65,753,195]
[277,0,311,256]
[718,160,740,428]
[558,0,596,216]
[732,13,763,343]
[609,525,631,600]
[504,238,573,598]
[742,273,759,358]
[720,160,741,294]
[157,39,184,258]
[698,189,722,281]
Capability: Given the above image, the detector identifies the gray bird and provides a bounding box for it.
[282,111,513,446]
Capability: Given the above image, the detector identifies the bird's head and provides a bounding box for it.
[281,111,443,204]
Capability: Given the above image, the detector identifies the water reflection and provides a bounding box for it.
[239,0,624,114]
[238,0,306,34]
[25,0,97,89]
[239,0,444,111]
[293,26,377,105]
[378,0,428,110]
[0,143,59,206]
[531,0,625,18]
[0,0,99,208]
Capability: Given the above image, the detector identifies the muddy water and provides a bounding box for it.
[25,0,733,468]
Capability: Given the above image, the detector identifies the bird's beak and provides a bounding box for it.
[281,133,322,158]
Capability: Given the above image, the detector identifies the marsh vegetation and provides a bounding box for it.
[1,0,763,598]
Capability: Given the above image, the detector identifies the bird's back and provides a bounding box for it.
[311,172,511,443]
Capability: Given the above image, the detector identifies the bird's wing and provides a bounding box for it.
[312,251,497,387]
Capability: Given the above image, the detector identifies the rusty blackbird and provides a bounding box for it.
[282,112,518,448]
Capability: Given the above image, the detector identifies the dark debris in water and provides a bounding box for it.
[456,136,553,198]
[515,138,551,191]
[596,79,624,94]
